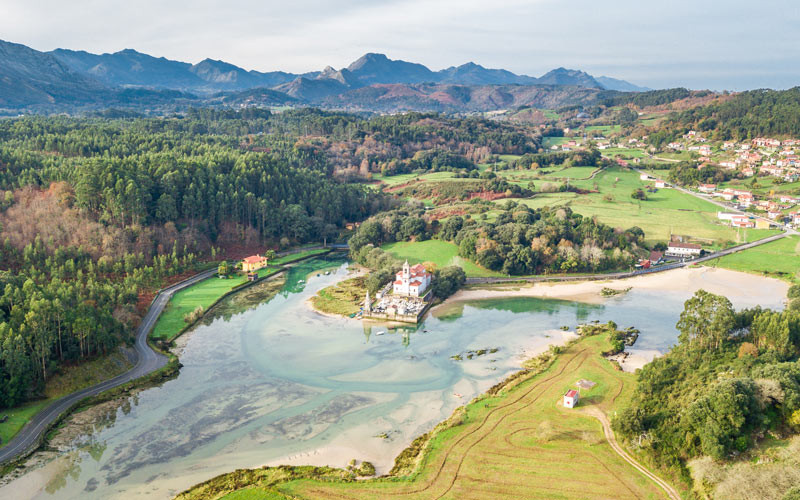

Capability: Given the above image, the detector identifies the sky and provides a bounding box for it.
[2,0,799,90]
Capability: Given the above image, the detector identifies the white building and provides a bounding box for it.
[666,242,702,257]
[563,390,579,409]
[393,261,432,297]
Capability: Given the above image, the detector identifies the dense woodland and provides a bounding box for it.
[349,201,644,275]
[615,289,800,477]
[664,87,800,141]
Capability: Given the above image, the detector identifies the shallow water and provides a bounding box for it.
[1,257,786,499]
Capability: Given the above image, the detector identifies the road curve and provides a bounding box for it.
[0,268,218,465]
[585,408,681,500]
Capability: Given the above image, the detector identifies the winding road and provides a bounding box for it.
[0,268,218,465]
[585,408,681,500]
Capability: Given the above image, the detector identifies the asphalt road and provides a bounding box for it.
[0,267,218,465]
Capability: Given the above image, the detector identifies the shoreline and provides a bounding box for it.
[441,265,788,307]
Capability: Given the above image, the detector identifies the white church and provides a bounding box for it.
[392,260,432,297]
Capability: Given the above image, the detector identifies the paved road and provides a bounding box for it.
[0,268,217,465]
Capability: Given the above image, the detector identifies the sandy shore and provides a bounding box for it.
[443,266,788,307]
[607,349,663,373]
[438,266,788,373]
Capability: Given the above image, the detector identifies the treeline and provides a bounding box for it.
[379,149,476,176]
[0,239,197,409]
[667,162,735,186]
[615,290,800,471]
[668,87,800,141]
[600,88,693,108]
[350,202,644,275]
[508,148,604,170]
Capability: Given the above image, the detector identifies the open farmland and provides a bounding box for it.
[511,167,773,246]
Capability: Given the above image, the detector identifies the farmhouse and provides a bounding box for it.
[242,255,268,272]
[654,180,667,189]
[393,260,432,297]
[666,242,702,257]
[649,250,664,265]
[563,390,579,409]
[698,183,716,193]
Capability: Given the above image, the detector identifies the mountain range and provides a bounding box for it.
[0,39,651,112]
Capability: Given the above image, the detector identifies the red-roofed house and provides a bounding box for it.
[393,261,432,297]
[698,183,716,193]
[242,255,268,272]
[563,390,579,408]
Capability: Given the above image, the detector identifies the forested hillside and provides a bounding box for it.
[664,87,800,140]
[614,289,800,497]
[0,108,539,409]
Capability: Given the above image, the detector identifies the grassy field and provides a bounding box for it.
[382,240,504,278]
[585,124,622,135]
[603,147,647,159]
[0,350,132,448]
[511,167,770,246]
[150,248,330,340]
[541,165,599,180]
[706,235,800,282]
[716,177,800,198]
[178,333,673,500]
[542,136,572,148]
[150,266,280,340]
[310,276,367,316]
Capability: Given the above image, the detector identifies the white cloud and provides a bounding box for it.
[1,0,798,89]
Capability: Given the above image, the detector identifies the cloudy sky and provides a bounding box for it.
[3,0,799,90]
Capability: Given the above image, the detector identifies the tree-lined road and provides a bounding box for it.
[0,268,217,465]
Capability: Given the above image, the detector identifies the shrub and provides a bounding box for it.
[738,342,759,358]
[184,306,204,324]
[358,461,376,476]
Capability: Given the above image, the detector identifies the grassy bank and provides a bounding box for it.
[176,333,675,500]
[150,248,331,340]
[310,275,367,317]
[0,349,133,450]
[705,235,800,283]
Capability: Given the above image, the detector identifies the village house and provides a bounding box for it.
[698,183,716,193]
[666,241,702,258]
[654,180,667,189]
[738,193,754,208]
[731,216,755,228]
[563,390,579,409]
[755,218,772,229]
[393,260,432,297]
[753,138,782,148]
[242,255,268,272]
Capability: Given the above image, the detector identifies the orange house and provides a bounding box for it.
[242,255,268,272]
